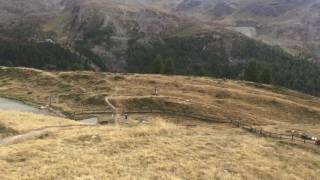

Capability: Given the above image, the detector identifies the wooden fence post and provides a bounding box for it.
[49,96,52,107]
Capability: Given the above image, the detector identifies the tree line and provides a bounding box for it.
[126,32,320,96]
[0,40,92,70]
[0,31,319,97]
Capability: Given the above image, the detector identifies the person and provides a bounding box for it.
[124,113,128,121]
[154,87,158,96]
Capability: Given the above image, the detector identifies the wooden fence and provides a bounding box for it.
[231,119,319,146]
[73,109,320,147]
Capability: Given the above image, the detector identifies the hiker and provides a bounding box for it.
[154,87,158,96]
[124,113,128,121]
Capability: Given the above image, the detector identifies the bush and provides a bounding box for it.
[113,75,125,81]
[215,90,232,99]
[85,95,107,105]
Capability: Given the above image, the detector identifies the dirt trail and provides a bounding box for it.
[0,130,51,145]
[105,86,119,111]
[0,124,96,146]
[105,97,116,111]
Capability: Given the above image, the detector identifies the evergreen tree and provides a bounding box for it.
[260,69,272,84]
[244,61,259,82]
[163,57,174,74]
[152,55,164,74]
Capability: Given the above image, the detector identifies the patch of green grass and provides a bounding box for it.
[113,75,125,81]
[85,94,107,106]
[215,90,232,99]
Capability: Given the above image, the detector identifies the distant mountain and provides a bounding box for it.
[173,0,320,63]
[0,0,319,96]
[1,0,319,62]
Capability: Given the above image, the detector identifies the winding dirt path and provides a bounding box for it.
[105,97,116,111]
[0,124,96,146]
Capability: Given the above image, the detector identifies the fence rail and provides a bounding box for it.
[233,120,319,146]
[73,109,320,147]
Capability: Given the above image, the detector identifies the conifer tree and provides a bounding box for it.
[152,55,164,74]
[260,69,272,84]
[163,57,174,74]
[244,61,259,82]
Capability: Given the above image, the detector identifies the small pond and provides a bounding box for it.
[0,97,53,115]
[0,97,135,125]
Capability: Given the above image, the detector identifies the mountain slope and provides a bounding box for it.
[1,0,320,62]
[0,66,319,127]
[1,111,320,179]
[0,67,320,179]
[127,30,320,96]
[0,0,64,39]
[174,0,320,62]
[0,0,319,96]
[0,39,94,70]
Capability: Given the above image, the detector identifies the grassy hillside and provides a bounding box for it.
[0,67,319,132]
[1,111,320,179]
[0,67,320,179]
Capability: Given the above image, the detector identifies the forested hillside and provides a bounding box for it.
[127,32,320,96]
[0,30,319,97]
[0,0,319,97]
[0,40,92,70]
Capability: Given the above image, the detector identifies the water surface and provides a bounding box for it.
[0,97,52,115]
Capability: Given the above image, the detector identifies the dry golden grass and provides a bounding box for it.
[0,111,79,132]
[0,67,320,179]
[0,112,320,179]
[0,66,319,133]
